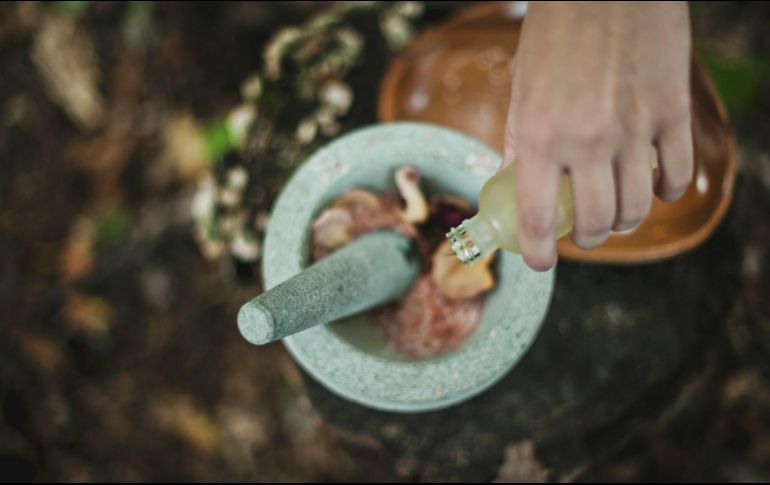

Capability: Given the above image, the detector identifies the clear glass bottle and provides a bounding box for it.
[446,165,574,266]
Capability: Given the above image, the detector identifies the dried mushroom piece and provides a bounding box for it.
[431,240,495,300]
[395,166,429,224]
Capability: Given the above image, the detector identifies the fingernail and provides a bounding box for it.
[571,232,609,250]
[521,239,556,271]
[611,221,641,233]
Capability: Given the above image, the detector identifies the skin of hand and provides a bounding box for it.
[501,1,694,271]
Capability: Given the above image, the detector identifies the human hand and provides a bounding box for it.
[502,1,694,271]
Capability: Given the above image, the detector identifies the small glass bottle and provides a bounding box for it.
[446,165,574,266]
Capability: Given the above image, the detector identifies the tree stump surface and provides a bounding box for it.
[301,208,742,481]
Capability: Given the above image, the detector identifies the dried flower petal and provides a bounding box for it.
[381,12,412,51]
[296,117,318,145]
[431,240,495,300]
[314,105,336,127]
[255,211,270,232]
[240,73,262,102]
[218,186,241,208]
[191,176,216,221]
[395,1,425,19]
[319,120,340,137]
[332,188,381,211]
[163,113,208,181]
[320,80,353,114]
[264,27,303,80]
[395,166,429,224]
[200,239,226,260]
[312,207,354,252]
[311,188,416,260]
[227,105,256,147]
[431,196,474,230]
[226,166,249,191]
[230,229,261,262]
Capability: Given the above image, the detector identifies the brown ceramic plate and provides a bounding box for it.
[379,2,736,264]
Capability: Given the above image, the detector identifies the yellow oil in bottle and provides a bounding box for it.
[447,165,574,265]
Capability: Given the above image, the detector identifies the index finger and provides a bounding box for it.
[515,154,561,271]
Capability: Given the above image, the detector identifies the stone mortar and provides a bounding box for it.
[261,122,555,412]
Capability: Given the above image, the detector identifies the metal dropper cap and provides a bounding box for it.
[446,220,482,266]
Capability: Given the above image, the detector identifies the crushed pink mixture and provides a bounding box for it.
[310,170,494,359]
[374,275,484,359]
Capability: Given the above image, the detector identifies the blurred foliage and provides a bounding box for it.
[204,118,237,166]
[1,1,769,482]
[58,1,90,15]
[703,52,770,116]
[191,2,424,264]
[94,207,131,250]
[122,1,155,52]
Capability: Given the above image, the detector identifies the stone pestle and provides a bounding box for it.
[237,230,420,345]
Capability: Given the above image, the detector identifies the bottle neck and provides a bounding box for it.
[446,214,499,266]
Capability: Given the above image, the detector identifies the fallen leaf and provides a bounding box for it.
[64,291,112,337]
[495,440,550,483]
[18,333,64,377]
[150,395,222,454]
[32,13,105,131]
[60,216,95,282]
[163,113,208,180]
[229,229,261,262]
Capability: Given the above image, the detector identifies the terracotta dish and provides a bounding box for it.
[379,2,736,263]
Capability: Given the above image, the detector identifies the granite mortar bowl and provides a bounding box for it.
[262,122,555,412]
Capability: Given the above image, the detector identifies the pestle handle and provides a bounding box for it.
[238,230,420,345]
